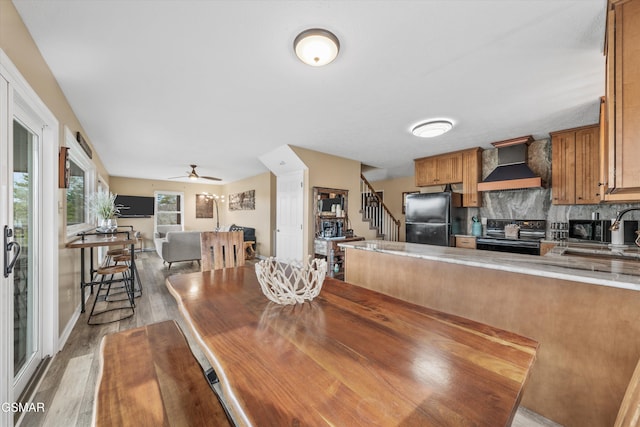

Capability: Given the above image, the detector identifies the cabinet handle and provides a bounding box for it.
[577,197,582,200]
[596,193,600,196]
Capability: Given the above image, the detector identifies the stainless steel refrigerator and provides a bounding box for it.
[405,192,466,246]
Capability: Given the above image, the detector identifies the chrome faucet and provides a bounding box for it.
[609,208,640,231]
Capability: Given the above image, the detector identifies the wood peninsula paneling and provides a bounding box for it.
[344,248,640,427]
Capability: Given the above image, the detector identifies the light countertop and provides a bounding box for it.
[339,240,640,291]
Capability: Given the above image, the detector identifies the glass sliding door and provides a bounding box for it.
[12,119,40,400]
[2,50,58,427]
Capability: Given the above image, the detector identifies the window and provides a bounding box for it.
[154,191,184,230]
[65,128,95,236]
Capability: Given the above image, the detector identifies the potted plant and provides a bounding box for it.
[87,191,120,231]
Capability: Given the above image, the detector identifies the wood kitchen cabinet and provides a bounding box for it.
[551,124,600,205]
[414,156,438,186]
[603,0,640,201]
[414,152,462,186]
[414,148,482,207]
[462,147,482,207]
[455,235,476,249]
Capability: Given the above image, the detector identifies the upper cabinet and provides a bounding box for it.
[415,152,462,186]
[603,0,640,201]
[414,147,482,207]
[551,124,600,205]
[462,148,483,207]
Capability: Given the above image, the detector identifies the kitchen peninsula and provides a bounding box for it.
[340,240,640,427]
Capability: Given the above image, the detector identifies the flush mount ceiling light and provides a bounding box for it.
[294,28,340,66]
[411,120,454,138]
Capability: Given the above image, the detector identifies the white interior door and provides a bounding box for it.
[276,171,304,262]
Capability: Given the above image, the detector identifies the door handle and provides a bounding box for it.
[4,225,21,278]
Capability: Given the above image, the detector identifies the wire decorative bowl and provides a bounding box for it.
[255,257,328,305]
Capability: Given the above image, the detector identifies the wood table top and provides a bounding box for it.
[166,266,538,426]
[66,232,136,248]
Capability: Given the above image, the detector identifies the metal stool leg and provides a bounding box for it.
[88,264,135,325]
[113,254,142,296]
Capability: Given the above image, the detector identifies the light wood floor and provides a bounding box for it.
[20,251,562,427]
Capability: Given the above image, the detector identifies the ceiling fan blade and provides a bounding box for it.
[167,165,220,181]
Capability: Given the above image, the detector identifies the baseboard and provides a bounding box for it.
[58,293,87,351]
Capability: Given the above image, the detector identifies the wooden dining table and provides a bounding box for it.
[166,266,538,426]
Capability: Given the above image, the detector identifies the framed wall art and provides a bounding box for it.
[195,194,214,218]
[229,189,255,211]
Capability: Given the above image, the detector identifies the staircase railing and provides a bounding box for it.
[360,174,401,241]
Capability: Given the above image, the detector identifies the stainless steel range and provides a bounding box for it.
[476,219,546,255]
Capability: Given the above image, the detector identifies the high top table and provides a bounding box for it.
[66,230,137,313]
[166,266,538,426]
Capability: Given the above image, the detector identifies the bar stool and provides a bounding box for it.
[101,246,130,266]
[97,248,136,302]
[88,264,135,325]
[113,253,142,295]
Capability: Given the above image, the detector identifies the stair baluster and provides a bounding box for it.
[359,174,401,241]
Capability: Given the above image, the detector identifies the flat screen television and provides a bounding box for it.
[115,195,154,218]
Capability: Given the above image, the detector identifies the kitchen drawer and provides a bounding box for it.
[456,236,477,249]
[540,242,557,257]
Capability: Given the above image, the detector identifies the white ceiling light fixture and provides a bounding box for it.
[294,28,340,66]
[411,120,454,138]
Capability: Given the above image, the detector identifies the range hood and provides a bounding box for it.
[477,135,542,191]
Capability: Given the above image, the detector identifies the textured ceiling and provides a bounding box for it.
[12,0,607,184]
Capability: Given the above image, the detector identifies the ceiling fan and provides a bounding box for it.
[169,164,221,182]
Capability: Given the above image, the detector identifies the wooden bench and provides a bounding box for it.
[94,320,232,427]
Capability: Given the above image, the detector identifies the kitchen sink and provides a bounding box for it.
[559,247,640,261]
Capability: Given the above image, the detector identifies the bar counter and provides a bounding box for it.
[339,240,640,291]
[339,240,640,427]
